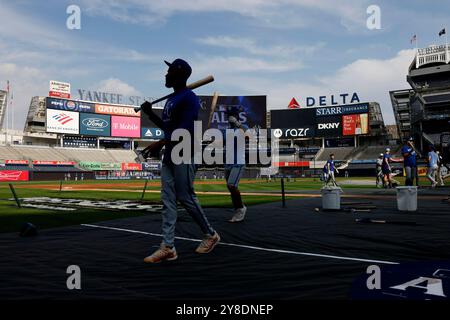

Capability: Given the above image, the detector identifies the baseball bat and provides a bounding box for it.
[207,92,219,129]
[134,75,214,113]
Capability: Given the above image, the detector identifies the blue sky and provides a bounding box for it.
[1,0,449,129]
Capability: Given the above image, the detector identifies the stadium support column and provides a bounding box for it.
[97,138,100,149]
[321,138,325,148]
[60,136,63,147]
[354,136,358,148]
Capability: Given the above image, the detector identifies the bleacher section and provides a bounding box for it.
[0,146,22,161]
[107,150,137,163]
[11,145,67,161]
[0,145,138,166]
[316,147,355,161]
[54,148,113,163]
[353,145,402,160]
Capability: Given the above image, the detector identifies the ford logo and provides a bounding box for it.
[82,118,108,129]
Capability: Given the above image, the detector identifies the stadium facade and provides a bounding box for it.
[390,43,450,162]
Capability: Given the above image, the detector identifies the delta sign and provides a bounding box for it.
[289,92,361,108]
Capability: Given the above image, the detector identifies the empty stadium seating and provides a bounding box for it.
[0,145,138,165]
[54,147,112,163]
[316,147,355,161]
[107,149,137,163]
[0,146,22,161]
[12,145,67,161]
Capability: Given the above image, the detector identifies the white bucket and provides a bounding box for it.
[321,187,343,210]
[396,186,418,211]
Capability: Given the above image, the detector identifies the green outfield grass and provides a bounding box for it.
[0,177,403,234]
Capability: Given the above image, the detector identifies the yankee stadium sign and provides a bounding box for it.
[77,89,157,107]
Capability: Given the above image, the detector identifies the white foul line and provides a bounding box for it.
[81,223,399,265]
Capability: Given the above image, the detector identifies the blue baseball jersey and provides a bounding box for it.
[428,151,438,167]
[382,153,391,169]
[162,88,200,164]
[401,145,417,167]
[326,159,335,172]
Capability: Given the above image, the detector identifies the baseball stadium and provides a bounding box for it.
[1,42,450,303]
[1,1,450,310]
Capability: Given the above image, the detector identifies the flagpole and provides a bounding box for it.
[4,80,8,145]
[446,26,449,63]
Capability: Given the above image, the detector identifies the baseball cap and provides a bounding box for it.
[164,59,192,79]
[379,153,384,157]
[386,148,391,152]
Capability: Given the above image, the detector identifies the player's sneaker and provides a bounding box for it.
[144,244,178,263]
[229,206,247,223]
[195,232,220,254]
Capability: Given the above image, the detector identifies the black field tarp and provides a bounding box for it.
[1,188,450,299]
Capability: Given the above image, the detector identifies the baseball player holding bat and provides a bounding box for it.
[223,106,249,222]
[142,59,220,263]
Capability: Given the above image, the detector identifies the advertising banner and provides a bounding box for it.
[46,109,79,134]
[5,160,29,165]
[33,161,76,166]
[101,163,122,170]
[121,163,142,171]
[111,116,140,138]
[316,115,342,137]
[272,126,315,139]
[63,136,97,148]
[96,104,140,117]
[142,162,161,171]
[273,161,309,167]
[0,170,29,181]
[270,108,316,129]
[80,113,111,136]
[79,162,102,170]
[315,103,369,117]
[342,113,369,136]
[198,95,267,130]
[46,97,94,113]
[141,127,164,139]
[49,80,71,99]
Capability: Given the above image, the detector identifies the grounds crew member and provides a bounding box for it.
[436,151,445,186]
[401,137,420,186]
[382,148,393,188]
[141,59,220,263]
[325,153,339,187]
[375,153,383,187]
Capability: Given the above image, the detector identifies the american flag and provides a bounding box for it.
[410,34,417,44]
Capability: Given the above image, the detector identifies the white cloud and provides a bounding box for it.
[96,78,142,96]
[193,56,303,76]
[195,36,325,57]
[79,0,369,30]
